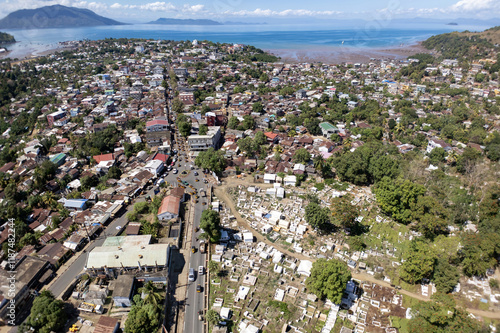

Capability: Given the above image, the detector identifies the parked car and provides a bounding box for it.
[173,169,178,174]
[198,265,204,275]
[193,171,198,176]
[199,241,206,253]
[196,284,202,293]
[188,268,195,282]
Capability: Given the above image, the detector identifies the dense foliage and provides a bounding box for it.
[306,259,352,303]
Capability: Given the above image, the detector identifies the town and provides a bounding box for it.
[0,31,499,333]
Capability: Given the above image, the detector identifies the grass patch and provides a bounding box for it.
[391,316,409,333]
[402,294,421,309]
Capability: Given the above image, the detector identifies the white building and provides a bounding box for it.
[143,159,164,177]
[187,126,222,152]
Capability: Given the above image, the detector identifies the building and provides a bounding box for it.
[143,159,164,177]
[0,256,53,323]
[426,138,452,153]
[113,275,135,307]
[157,195,181,221]
[94,316,119,333]
[179,92,195,105]
[63,199,88,211]
[86,236,170,272]
[319,122,339,137]
[146,119,171,147]
[47,110,67,127]
[187,126,221,152]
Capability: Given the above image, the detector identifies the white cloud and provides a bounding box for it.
[450,0,496,12]
[222,8,341,17]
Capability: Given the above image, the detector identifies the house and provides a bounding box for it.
[113,275,135,307]
[63,199,88,211]
[94,316,120,333]
[296,89,307,99]
[264,132,279,143]
[263,173,276,184]
[319,122,338,137]
[283,175,296,186]
[157,195,181,221]
[426,138,452,153]
[143,159,164,177]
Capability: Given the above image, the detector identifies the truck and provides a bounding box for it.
[199,241,206,253]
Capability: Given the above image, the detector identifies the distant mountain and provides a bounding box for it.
[147,18,222,26]
[0,32,15,44]
[0,5,125,29]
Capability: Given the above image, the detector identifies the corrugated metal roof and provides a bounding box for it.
[86,244,169,268]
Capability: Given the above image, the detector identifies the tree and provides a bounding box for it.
[237,137,258,157]
[433,258,460,293]
[254,131,267,146]
[125,303,161,333]
[199,124,208,135]
[178,121,192,137]
[400,240,436,284]
[139,281,163,307]
[429,147,446,165]
[108,166,122,179]
[293,148,311,164]
[304,202,331,231]
[408,293,484,333]
[20,291,67,333]
[330,196,360,230]
[206,309,220,326]
[373,177,426,225]
[241,115,255,130]
[171,98,185,113]
[252,101,264,114]
[199,210,221,243]
[195,148,227,175]
[306,259,352,303]
[460,232,499,277]
[228,116,240,129]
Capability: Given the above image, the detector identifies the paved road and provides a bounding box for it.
[169,151,208,333]
[48,186,159,298]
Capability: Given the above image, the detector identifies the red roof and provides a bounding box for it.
[93,153,114,163]
[264,132,278,140]
[146,119,169,127]
[153,153,169,163]
[157,195,180,216]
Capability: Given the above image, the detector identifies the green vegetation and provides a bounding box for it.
[306,259,351,303]
[194,147,227,175]
[408,293,485,333]
[20,291,67,333]
[422,32,495,59]
[0,32,15,43]
[199,209,221,243]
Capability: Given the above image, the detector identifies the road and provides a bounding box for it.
[170,143,208,333]
[48,185,160,298]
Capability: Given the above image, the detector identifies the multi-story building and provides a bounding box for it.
[187,126,221,152]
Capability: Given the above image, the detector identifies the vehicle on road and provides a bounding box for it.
[173,169,178,174]
[188,268,195,282]
[203,179,208,184]
[191,246,196,253]
[199,241,206,253]
[196,284,202,293]
[198,265,204,275]
[194,171,198,176]
[198,310,204,321]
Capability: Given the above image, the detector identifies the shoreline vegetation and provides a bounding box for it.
[1,40,430,64]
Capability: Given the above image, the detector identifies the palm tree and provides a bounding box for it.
[139,282,163,307]
[313,155,325,173]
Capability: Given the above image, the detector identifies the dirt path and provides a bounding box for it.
[214,177,500,319]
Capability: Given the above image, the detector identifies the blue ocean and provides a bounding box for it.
[0,22,493,59]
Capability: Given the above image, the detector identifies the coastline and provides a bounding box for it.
[267,41,431,64]
[0,40,431,64]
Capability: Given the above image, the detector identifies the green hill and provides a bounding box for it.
[0,32,15,44]
[0,5,125,29]
[422,26,500,59]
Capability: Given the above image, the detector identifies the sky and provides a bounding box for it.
[1,0,500,23]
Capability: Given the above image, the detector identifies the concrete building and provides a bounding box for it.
[112,275,134,307]
[187,126,221,153]
[143,159,164,177]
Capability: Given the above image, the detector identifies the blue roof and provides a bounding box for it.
[64,199,87,209]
